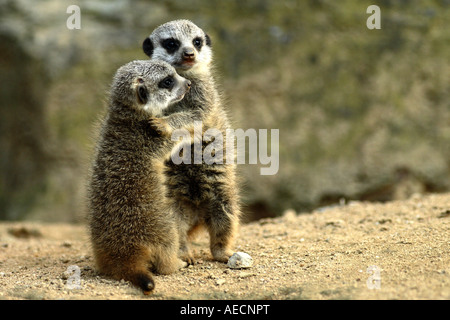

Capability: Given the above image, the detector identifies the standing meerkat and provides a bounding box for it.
[88,59,195,294]
[142,20,241,264]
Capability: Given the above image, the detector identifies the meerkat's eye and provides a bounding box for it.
[193,37,203,49]
[162,38,180,53]
[158,76,175,90]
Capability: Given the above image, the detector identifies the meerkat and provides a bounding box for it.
[88,59,196,294]
[142,20,241,264]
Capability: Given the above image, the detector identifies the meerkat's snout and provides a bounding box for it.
[182,47,196,62]
[181,78,191,95]
[171,77,191,105]
[179,75,191,92]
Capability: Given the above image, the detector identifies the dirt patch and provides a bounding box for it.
[0,193,449,300]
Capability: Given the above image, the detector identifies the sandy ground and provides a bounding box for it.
[0,192,449,300]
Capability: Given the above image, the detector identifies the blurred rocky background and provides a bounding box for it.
[0,0,449,222]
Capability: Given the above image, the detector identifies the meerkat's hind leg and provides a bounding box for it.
[179,237,195,265]
[150,239,188,275]
[206,200,239,263]
[153,253,187,274]
[178,217,199,265]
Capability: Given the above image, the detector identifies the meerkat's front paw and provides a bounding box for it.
[149,118,172,136]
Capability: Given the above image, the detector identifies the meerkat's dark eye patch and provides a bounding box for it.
[193,37,203,49]
[137,85,148,104]
[158,76,175,90]
[205,34,212,47]
[142,38,154,57]
[162,38,180,54]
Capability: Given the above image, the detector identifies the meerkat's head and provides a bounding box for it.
[110,60,191,117]
[142,19,212,74]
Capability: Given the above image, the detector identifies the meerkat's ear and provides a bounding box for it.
[137,82,149,104]
[143,37,154,57]
[205,33,212,47]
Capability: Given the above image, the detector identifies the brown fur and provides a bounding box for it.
[143,20,241,264]
[88,60,195,294]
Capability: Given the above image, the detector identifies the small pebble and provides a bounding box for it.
[61,241,72,248]
[238,272,256,278]
[227,252,253,269]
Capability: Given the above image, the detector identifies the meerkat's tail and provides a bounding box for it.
[118,254,156,295]
[129,271,155,295]
[93,247,156,295]
[107,263,156,295]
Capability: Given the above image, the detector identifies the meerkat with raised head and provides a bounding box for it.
[142,20,241,264]
[88,59,195,294]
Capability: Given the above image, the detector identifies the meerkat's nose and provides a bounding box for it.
[183,48,195,60]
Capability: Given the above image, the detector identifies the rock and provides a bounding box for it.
[61,241,72,248]
[238,272,256,278]
[227,252,253,269]
[282,209,297,223]
[7,227,42,239]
